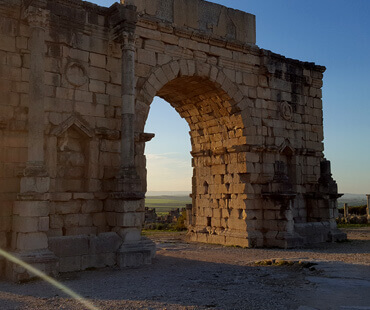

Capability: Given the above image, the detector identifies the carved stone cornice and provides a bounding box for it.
[26,7,50,30]
[120,31,137,51]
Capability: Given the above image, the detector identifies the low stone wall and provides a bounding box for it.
[48,195,108,238]
[49,232,121,272]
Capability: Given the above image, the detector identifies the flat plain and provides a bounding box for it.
[145,196,191,214]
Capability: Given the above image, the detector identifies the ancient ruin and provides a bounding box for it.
[0,0,346,281]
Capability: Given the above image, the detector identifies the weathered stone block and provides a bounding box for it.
[118,228,141,242]
[89,79,105,93]
[117,238,156,268]
[20,177,50,194]
[50,215,63,229]
[65,226,97,236]
[78,214,93,227]
[73,193,94,200]
[81,200,103,213]
[225,236,250,248]
[89,232,122,254]
[116,213,143,228]
[0,232,8,248]
[38,216,49,232]
[90,53,106,68]
[49,235,89,257]
[12,216,39,233]
[106,212,116,226]
[59,256,81,273]
[137,49,156,66]
[13,201,49,217]
[16,232,48,251]
[92,212,106,226]
[49,193,72,202]
[114,200,145,213]
[81,253,116,270]
[0,35,16,52]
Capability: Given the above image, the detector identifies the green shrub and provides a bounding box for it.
[173,209,187,231]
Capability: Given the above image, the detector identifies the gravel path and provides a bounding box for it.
[0,228,369,310]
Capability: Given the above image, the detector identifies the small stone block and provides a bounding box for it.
[49,235,89,257]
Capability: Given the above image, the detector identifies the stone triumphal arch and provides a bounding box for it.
[0,0,346,281]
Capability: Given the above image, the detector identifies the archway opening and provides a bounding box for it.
[145,97,192,195]
[140,75,247,242]
[143,97,192,229]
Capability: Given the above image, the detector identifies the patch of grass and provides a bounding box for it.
[142,229,185,236]
[156,211,168,217]
[337,223,370,228]
[145,196,191,212]
[254,260,317,268]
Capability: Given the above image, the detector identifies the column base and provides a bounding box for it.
[117,237,156,268]
[328,229,347,242]
[5,249,59,282]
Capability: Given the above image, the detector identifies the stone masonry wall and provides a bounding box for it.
[0,0,27,272]
[129,0,342,248]
[0,0,344,280]
[0,0,157,280]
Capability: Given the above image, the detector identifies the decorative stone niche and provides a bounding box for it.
[56,126,88,193]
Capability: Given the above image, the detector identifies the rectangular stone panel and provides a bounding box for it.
[49,235,89,257]
[124,0,256,44]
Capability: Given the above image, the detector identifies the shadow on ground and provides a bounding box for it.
[0,228,369,310]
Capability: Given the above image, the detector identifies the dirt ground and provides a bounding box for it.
[0,227,369,310]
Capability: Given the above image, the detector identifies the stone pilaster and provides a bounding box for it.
[7,7,57,282]
[261,161,299,248]
[317,160,346,241]
[24,6,49,177]
[109,27,155,267]
[119,31,139,183]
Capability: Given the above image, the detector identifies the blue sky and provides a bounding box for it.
[91,0,370,194]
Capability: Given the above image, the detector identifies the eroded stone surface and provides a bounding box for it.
[0,0,344,280]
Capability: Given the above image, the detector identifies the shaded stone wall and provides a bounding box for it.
[0,0,27,274]
[0,0,345,281]
[0,0,155,281]
[130,0,345,248]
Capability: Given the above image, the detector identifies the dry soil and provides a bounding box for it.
[0,228,369,310]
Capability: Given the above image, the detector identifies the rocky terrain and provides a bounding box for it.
[0,228,369,310]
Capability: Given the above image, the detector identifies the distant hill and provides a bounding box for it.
[338,194,367,208]
[145,195,192,213]
[146,191,190,197]
[145,192,368,209]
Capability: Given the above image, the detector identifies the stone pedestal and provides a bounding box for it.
[117,237,156,268]
[5,250,58,282]
[262,161,299,248]
[108,190,156,266]
[313,161,347,242]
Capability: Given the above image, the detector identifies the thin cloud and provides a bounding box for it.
[146,153,190,168]
[146,153,192,191]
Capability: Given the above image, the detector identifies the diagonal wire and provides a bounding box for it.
[0,248,100,310]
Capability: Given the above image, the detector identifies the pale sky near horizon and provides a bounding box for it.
[90,0,370,194]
